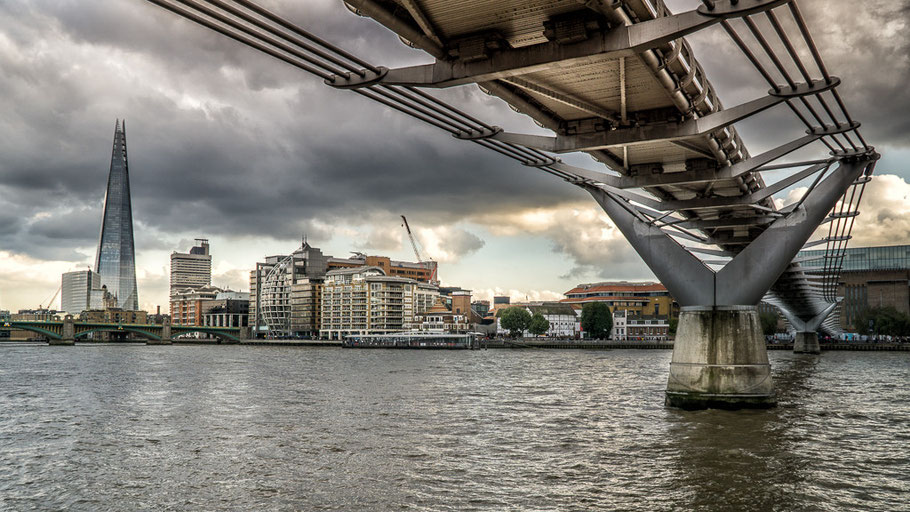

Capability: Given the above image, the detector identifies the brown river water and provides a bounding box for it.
[0,345,907,511]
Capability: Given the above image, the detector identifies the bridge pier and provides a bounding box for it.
[147,321,173,345]
[50,315,76,346]
[588,157,873,410]
[666,307,775,409]
[779,301,837,355]
[793,331,821,354]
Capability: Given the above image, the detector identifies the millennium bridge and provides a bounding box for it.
[2,316,245,345]
[142,0,876,409]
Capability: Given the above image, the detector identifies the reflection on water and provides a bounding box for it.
[0,346,906,511]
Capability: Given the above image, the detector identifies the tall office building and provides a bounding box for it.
[170,239,212,295]
[61,270,103,315]
[95,119,139,310]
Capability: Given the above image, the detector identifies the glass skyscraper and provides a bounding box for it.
[94,119,139,310]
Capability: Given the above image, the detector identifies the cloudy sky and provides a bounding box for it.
[0,0,907,312]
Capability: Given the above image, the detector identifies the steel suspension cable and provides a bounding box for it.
[164,0,561,168]
[721,19,836,152]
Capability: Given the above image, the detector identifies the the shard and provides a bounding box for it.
[94,119,139,310]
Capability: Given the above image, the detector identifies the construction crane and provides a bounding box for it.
[401,215,438,285]
[39,283,62,311]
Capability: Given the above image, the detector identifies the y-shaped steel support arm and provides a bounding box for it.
[587,156,876,307]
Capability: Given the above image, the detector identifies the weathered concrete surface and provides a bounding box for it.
[666,306,776,410]
[793,331,820,354]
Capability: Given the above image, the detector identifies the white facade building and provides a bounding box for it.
[495,303,581,338]
[170,239,212,296]
[319,266,438,340]
[612,309,627,341]
[61,269,105,315]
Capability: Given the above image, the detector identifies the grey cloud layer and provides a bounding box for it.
[0,0,905,274]
[0,0,577,262]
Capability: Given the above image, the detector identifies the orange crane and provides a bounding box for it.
[401,215,438,285]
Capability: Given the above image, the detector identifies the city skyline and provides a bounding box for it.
[1,0,908,313]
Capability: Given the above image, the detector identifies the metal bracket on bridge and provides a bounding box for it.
[807,121,861,137]
[769,77,841,98]
[325,67,389,89]
[828,145,875,159]
[522,157,559,168]
[454,126,503,140]
[697,0,792,17]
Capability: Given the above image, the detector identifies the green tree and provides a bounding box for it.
[500,307,531,338]
[581,303,613,339]
[855,307,910,336]
[668,317,679,336]
[528,313,550,336]
[759,311,779,336]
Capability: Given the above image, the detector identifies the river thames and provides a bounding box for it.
[0,345,907,511]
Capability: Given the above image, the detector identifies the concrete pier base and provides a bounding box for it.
[146,338,173,345]
[793,331,820,354]
[51,315,76,345]
[666,306,776,410]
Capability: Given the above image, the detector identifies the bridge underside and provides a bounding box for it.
[143,0,876,408]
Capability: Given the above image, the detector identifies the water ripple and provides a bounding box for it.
[0,346,907,510]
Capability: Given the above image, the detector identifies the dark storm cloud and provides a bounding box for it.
[674,0,910,153]
[0,0,904,265]
[0,0,578,261]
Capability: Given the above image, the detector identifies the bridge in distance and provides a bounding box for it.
[143,0,877,409]
[2,317,244,344]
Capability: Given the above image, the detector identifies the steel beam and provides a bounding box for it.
[669,215,778,230]
[778,300,839,332]
[588,157,873,307]
[491,94,785,153]
[715,158,873,305]
[343,0,446,59]
[614,134,821,188]
[331,1,787,88]
[653,162,829,211]
[548,161,623,187]
[501,77,619,122]
[587,186,716,306]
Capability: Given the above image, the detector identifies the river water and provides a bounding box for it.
[0,345,907,511]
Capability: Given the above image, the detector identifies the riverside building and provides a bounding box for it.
[170,239,212,296]
[202,291,250,328]
[250,242,437,338]
[250,242,329,338]
[319,266,438,341]
[327,252,437,283]
[170,285,223,326]
[561,281,678,319]
[796,244,910,330]
[61,269,105,315]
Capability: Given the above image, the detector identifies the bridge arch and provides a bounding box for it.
[171,327,242,343]
[73,327,163,341]
[5,324,62,340]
